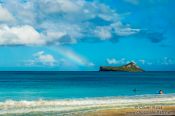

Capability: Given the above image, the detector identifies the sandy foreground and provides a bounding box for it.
[2,106,175,116]
[74,105,175,116]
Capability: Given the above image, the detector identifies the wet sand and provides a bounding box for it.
[79,106,175,116]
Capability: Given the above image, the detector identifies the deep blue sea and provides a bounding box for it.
[0,71,175,101]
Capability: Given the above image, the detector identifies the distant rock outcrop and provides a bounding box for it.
[100,62,144,72]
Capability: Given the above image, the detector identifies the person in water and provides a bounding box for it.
[159,90,164,94]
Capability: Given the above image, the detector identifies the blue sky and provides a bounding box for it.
[0,0,175,71]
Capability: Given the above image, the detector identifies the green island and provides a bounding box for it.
[100,62,144,72]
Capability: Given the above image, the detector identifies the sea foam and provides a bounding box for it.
[0,94,175,115]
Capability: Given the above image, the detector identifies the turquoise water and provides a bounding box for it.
[0,71,175,115]
[0,71,175,101]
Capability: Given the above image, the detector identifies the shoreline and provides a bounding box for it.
[1,94,175,115]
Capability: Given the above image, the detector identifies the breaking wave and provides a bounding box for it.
[0,94,175,115]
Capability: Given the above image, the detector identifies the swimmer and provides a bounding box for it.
[159,90,164,94]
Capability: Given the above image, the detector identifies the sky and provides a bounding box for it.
[0,0,175,71]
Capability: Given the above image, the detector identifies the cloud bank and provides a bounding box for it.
[0,0,140,46]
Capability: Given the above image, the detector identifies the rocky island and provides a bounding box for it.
[100,62,144,72]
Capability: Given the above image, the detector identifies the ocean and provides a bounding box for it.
[0,71,175,115]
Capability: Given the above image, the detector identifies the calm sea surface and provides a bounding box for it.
[0,71,175,101]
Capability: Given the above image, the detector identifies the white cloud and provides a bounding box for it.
[106,58,126,65]
[27,51,56,66]
[94,22,140,40]
[138,57,175,66]
[94,26,112,40]
[43,23,84,44]
[106,58,151,65]
[107,58,118,65]
[3,0,36,25]
[161,57,174,65]
[0,25,44,45]
[0,0,140,45]
[106,58,175,66]
[111,22,140,36]
[40,0,83,14]
[0,5,14,22]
